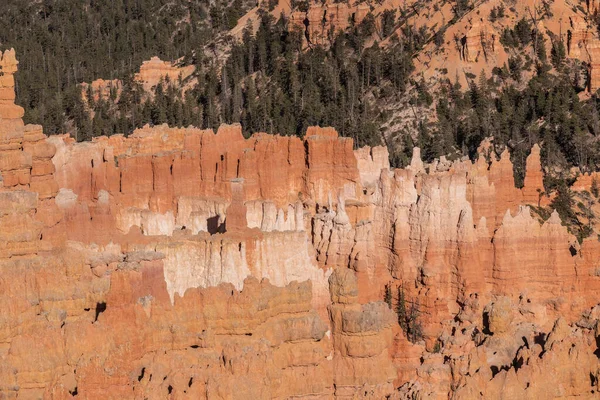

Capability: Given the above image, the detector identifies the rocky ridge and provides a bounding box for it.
[1,50,600,398]
[290,0,600,92]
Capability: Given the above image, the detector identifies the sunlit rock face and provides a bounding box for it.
[1,49,600,399]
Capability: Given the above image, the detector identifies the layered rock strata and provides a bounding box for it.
[2,50,600,398]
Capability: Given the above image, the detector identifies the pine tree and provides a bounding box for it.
[384,284,393,309]
[396,285,407,332]
[551,40,566,69]
[407,299,424,342]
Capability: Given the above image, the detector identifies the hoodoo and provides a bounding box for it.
[1,48,600,398]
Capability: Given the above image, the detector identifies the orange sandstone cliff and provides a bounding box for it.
[1,49,600,398]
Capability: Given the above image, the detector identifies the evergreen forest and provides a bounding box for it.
[1,0,600,195]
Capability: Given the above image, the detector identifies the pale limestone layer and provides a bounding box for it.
[158,230,330,308]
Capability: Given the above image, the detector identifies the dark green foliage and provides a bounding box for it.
[531,205,552,223]
[497,4,506,18]
[452,0,472,21]
[550,181,577,225]
[0,0,253,135]
[500,18,533,49]
[204,13,415,146]
[396,285,407,332]
[489,4,505,22]
[535,34,548,63]
[381,10,396,38]
[551,40,566,69]
[548,180,594,243]
[500,27,519,48]
[1,3,415,147]
[396,285,423,343]
[434,26,447,48]
[295,0,308,13]
[412,80,434,107]
[389,134,416,168]
[267,0,278,12]
[384,284,393,309]
[427,62,600,186]
[515,18,533,46]
[3,0,600,192]
[508,55,523,81]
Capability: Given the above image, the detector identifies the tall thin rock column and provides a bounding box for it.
[0,49,25,137]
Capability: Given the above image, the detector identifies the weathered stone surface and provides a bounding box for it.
[80,78,122,104]
[0,49,25,136]
[463,21,499,63]
[290,2,369,46]
[2,47,600,399]
[134,56,196,92]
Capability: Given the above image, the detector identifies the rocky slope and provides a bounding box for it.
[2,49,600,399]
[286,0,600,90]
[280,0,600,149]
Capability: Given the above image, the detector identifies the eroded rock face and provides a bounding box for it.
[290,2,370,46]
[462,21,499,63]
[0,49,25,136]
[3,50,600,398]
[80,79,122,105]
[134,56,196,92]
[568,14,600,92]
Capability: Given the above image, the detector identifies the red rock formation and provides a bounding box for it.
[225,179,248,232]
[80,79,122,104]
[0,51,59,200]
[290,1,369,46]
[3,49,600,398]
[78,57,195,111]
[463,21,499,63]
[328,268,397,397]
[521,144,545,205]
[135,56,196,92]
[573,171,600,191]
[566,14,600,92]
[0,49,25,136]
[492,208,577,307]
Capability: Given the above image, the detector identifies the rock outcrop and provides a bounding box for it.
[80,79,122,105]
[0,49,25,136]
[135,56,196,92]
[405,0,600,92]
[290,1,370,46]
[567,14,600,92]
[462,21,499,63]
[2,49,600,398]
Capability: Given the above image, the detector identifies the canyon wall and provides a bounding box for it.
[1,50,600,398]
